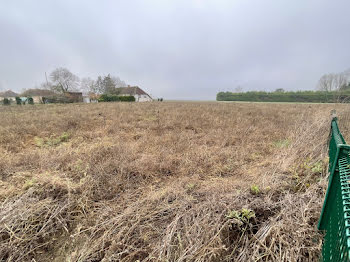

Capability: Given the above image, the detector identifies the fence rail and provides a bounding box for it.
[318,115,350,261]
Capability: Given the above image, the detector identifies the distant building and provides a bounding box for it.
[21,89,56,103]
[83,95,90,103]
[115,86,152,102]
[64,92,83,103]
[0,90,19,102]
[82,93,99,103]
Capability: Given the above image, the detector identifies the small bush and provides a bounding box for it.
[3,98,10,105]
[119,96,135,102]
[15,97,21,105]
[98,95,135,102]
[250,185,260,195]
[98,94,120,102]
[28,97,34,105]
[226,208,256,223]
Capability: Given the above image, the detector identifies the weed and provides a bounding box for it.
[34,132,70,147]
[186,183,197,193]
[311,161,323,173]
[273,139,290,148]
[226,208,256,223]
[250,184,260,195]
[23,178,36,190]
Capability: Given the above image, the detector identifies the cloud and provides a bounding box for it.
[1,0,350,99]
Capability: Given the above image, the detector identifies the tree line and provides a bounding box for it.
[41,67,127,94]
[216,90,350,103]
[217,69,350,103]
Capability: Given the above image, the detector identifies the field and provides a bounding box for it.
[1,102,350,261]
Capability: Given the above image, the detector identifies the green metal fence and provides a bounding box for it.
[318,115,350,261]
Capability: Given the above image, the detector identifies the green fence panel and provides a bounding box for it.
[318,116,350,261]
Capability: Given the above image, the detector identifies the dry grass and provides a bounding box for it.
[0,101,349,261]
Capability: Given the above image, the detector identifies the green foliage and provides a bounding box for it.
[3,98,10,105]
[27,97,34,105]
[119,96,135,102]
[98,94,135,102]
[226,208,255,223]
[15,97,21,105]
[273,139,290,148]
[250,184,260,195]
[311,161,323,173]
[98,94,120,102]
[23,178,36,190]
[216,90,350,103]
[290,158,326,192]
[34,132,70,147]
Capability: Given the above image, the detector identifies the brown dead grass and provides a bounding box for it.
[0,101,349,261]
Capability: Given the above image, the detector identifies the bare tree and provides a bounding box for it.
[336,73,349,90]
[40,81,53,90]
[95,76,104,94]
[111,76,127,88]
[317,73,347,91]
[275,88,285,92]
[234,85,243,93]
[80,77,97,93]
[50,67,79,93]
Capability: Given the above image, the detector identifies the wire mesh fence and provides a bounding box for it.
[318,115,350,261]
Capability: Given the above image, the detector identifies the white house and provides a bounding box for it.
[82,93,99,103]
[0,90,19,102]
[116,86,153,102]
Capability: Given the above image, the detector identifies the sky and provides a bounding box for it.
[1,0,350,100]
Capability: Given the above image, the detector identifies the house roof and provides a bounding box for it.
[21,88,56,97]
[0,90,18,97]
[116,86,151,97]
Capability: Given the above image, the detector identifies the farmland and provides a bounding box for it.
[0,102,349,261]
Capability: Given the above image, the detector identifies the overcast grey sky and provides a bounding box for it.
[1,0,350,100]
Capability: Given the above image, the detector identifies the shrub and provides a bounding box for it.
[119,96,135,102]
[15,97,21,105]
[28,97,34,105]
[226,208,256,223]
[98,95,135,102]
[250,185,260,195]
[3,98,10,105]
[98,94,120,102]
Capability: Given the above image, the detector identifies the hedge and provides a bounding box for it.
[98,95,135,102]
[216,91,350,103]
